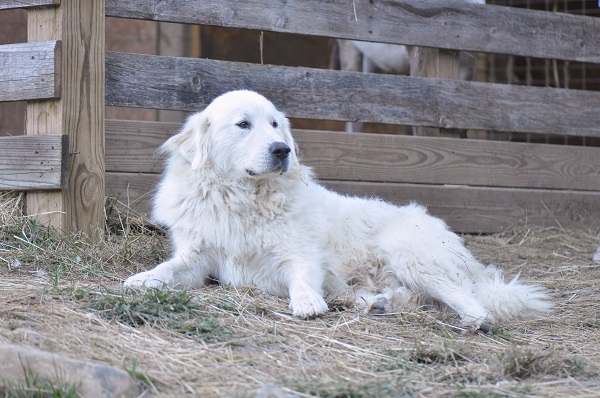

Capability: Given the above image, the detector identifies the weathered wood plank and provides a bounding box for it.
[105,172,157,212]
[324,181,600,234]
[105,119,177,173]
[105,172,600,234]
[106,53,600,137]
[0,135,68,190]
[105,120,600,192]
[409,47,460,137]
[105,0,600,63]
[26,1,105,238]
[0,40,61,102]
[0,0,59,10]
[297,131,600,192]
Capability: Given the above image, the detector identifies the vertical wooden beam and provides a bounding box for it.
[157,22,190,123]
[409,47,460,137]
[26,0,105,239]
[190,25,201,59]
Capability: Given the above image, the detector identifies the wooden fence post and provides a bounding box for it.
[409,47,460,137]
[26,0,105,239]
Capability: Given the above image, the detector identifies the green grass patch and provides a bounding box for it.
[501,349,586,380]
[291,379,414,398]
[123,358,155,389]
[82,288,226,340]
[408,340,469,366]
[451,386,511,398]
[1,195,168,288]
[0,366,78,398]
[581,319,600,329]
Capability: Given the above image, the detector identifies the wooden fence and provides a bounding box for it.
[2,0,600,234]
[0,0,104,239]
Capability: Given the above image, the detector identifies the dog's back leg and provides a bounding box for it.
[419,280,491,331]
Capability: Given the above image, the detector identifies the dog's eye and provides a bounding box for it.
[236,121,251,129]
[272,121,278,128]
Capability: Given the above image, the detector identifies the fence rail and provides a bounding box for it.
[105,120,600,191]
[105,120,600,233]
[0,40,61,102]
[106,52,600,137]
[0,0,104,238]
[0,0,59,10]
[106,0,600,62]
[0,135,68,190]
[2,0,600,234]
[105,170,600,233]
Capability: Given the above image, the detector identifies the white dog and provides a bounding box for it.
[125,90,551,331]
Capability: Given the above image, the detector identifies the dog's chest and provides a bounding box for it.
[197,223,288,296]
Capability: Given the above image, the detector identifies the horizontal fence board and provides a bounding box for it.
[105,119,178,173]
[0,135,68,190]
[0,40,61,102]
[105,172,600,233]
[106,0,600,63]
[0,0,59,9]
[106,53,600,137]
[325,181,600,233]
[105,120,600,192]
[106,172,158,212]
[298,131,600,192]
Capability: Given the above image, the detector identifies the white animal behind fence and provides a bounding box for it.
[338,0,486,132]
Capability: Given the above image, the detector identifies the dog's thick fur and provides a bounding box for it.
[125,90,551,330]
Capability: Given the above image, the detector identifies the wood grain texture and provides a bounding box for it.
[0,40,61,101]
[324,181,600,234]
[106,53,600,137]
[26,0,105,238]
[0,0,59,10]
[105,0,600,63]
[105,172,600,234]
[409,47,460,137]
[105,120,600,192]
[105,119,176,173]
[296,130,600,192]
[0,135,67,190]
[105,172,157,211]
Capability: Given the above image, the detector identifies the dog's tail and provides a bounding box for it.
[476,266,552,322]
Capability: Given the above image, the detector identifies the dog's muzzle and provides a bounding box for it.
[246,142,292,177]
[270,142,291,161]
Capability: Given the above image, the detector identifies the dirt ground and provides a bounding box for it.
[1,192,599,397]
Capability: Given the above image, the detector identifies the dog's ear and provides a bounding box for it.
[160,112,210,170]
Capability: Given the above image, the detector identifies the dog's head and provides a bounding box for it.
[162,90,298,179]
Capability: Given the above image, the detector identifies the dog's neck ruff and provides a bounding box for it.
[192,163,306,222]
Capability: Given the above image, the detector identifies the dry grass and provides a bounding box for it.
[1,191,600,397]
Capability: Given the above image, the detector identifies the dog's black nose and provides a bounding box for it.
[270,142,291,160]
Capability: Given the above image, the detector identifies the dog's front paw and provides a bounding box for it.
[124,270,169,288]
[289,291,328,318]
